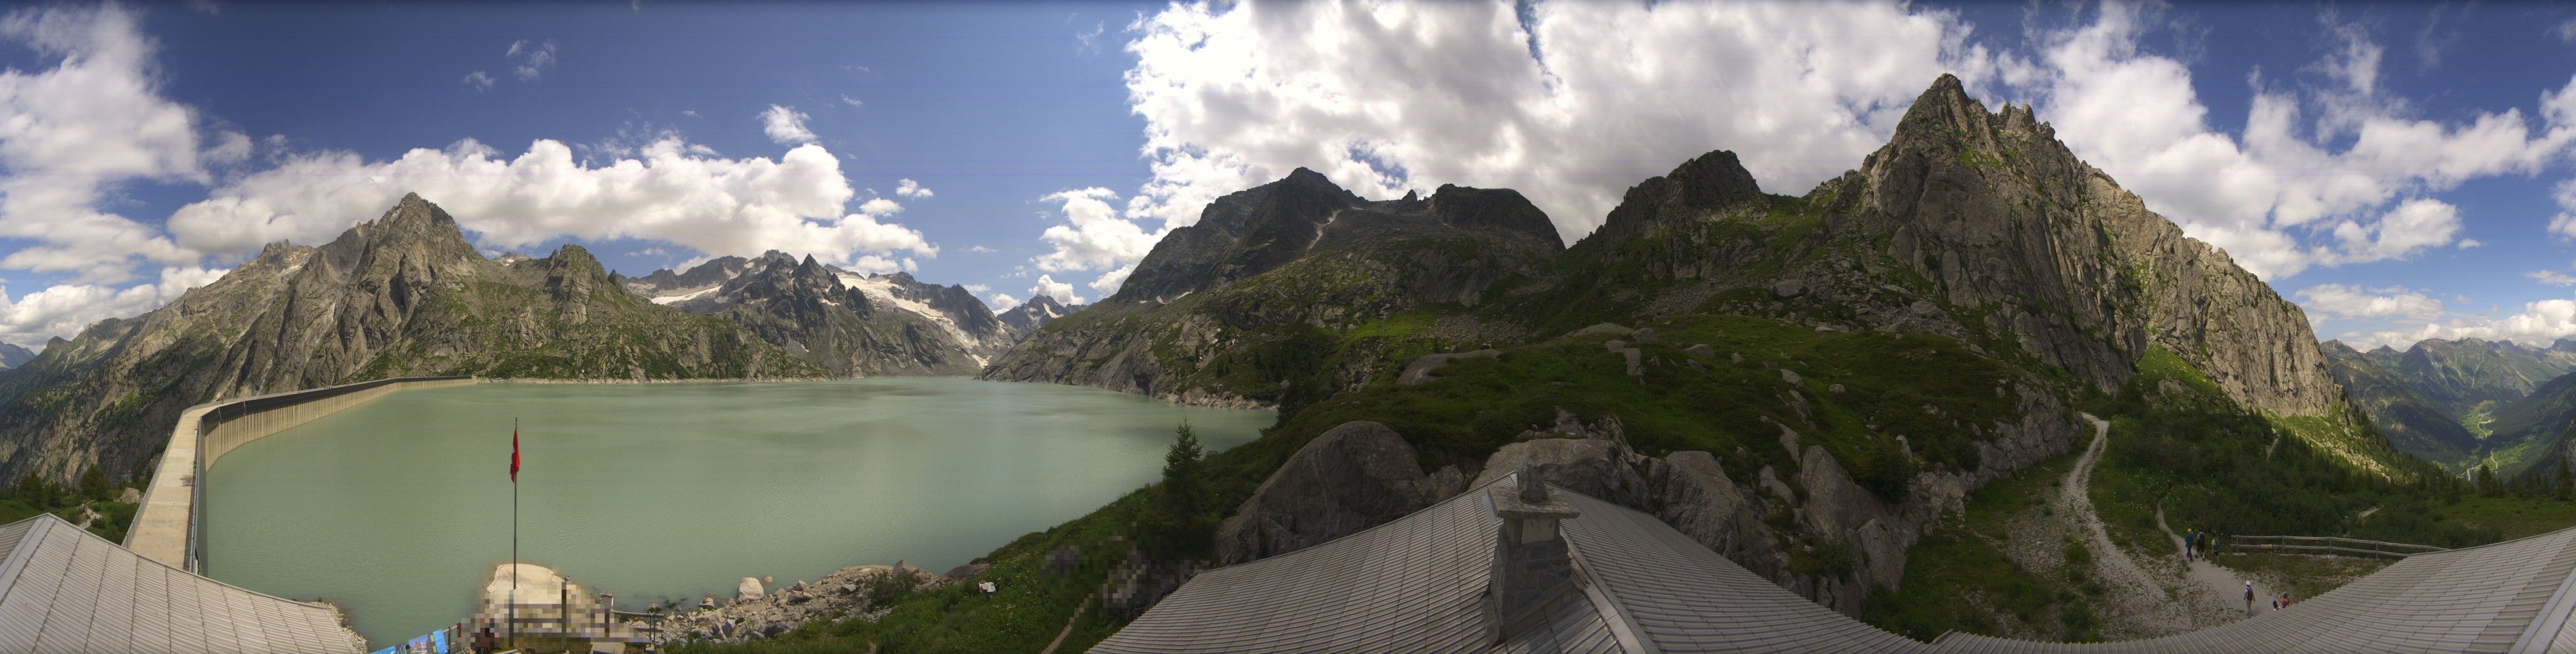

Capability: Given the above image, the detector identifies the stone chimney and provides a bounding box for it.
[1486,464,1583,643]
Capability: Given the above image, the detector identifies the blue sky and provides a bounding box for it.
[2,1,2575,352]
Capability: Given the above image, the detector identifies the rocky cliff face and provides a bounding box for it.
[981,174,1563,407]
[996,295,1082,333]
[1820,75,2336,417]
[0,194,822,483]
[619,254,990,375]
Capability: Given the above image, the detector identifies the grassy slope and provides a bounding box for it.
[1865,346,2506,644]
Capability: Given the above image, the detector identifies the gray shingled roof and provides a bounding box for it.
[0,513,365,653]
[1096,473,2576,654]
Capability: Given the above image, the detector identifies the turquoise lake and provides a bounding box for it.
[200,378,1273,648]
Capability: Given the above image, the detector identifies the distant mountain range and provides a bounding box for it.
[997,295,1080,333]
[615,254,1015,376]
[2324,337,2576,475]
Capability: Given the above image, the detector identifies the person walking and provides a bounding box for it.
[2184,529,2196,561]
[2244,581,2257,616]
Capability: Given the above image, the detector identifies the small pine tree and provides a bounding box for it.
[77,467,109,502]
[1162,424,1204,516]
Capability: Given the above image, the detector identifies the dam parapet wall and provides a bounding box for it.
[125,376,478,572]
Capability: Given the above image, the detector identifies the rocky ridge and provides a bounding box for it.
[996,294,1082,333]
[981,175,1564,407]
[618,253,994,376]
[2322,340,2480,468]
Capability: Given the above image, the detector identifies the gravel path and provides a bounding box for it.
[2061,413,2192,634]
[2156,501,2276,623]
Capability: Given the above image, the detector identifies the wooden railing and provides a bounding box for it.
[2226,535,2448,559]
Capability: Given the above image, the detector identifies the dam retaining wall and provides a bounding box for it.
[124,376,478,572]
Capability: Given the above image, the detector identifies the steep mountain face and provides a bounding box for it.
[617,255,1000,375]
[1516,74,2383,473]
[981,176,1565,406]
[1822,75,2338,417]
[2323,340,2478,466]
[2390,338,2576,414]
[0,344,31,370]
[997,295,1082,333]
[0,194,822,483]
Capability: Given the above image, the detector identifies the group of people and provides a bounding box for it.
[2243,581,2294,614]
[2184,528,2221,561]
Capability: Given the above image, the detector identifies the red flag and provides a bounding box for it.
[510,424,520,483]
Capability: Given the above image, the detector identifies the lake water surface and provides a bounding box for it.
[201,378,1273,648]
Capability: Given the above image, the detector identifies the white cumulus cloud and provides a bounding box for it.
[988,292,1022,311]
[762,104,816,145]
[1028,275,1081,305]
[1032,187,1158,293]
[2294,284,2446,321]
[461,70,494,92]
[0,3,225,284]
[164,137,936,271]
[895,178,931,198]
[0,266,224,349]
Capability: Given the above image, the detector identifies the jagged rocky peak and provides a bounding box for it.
[1427,184,1561,248]
[998,294,1083,332]
[1808,73,2341,416]
[1585,148,1767,249]
[1113,165,1561,303]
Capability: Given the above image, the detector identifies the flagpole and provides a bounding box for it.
[510,417,519,646]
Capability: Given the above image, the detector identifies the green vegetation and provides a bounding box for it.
[1252,314,2020,503]
[0,468,140,542]
[1863,453,2101,643]
[2088,351,2489,550]
[2462,400,2497,438]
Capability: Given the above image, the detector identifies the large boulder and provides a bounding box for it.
[1472,438,1648,507]
[1214,421,1457,563]
[736,577,765,602]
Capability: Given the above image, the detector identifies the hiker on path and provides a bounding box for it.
[2186,529,2198,561]
[2244,581,2256,616]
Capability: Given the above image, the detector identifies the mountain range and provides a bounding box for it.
[615,254,1015,376]
[966,74,2434,616]
[0,194,1078,484]
[2322,337,2576,475]
[984,73,2389,473]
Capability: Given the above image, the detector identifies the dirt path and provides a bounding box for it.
[2156,502,2276,623]
[2060,413,2193,634]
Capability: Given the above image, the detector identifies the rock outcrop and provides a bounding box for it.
[1213,421,1472,563]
